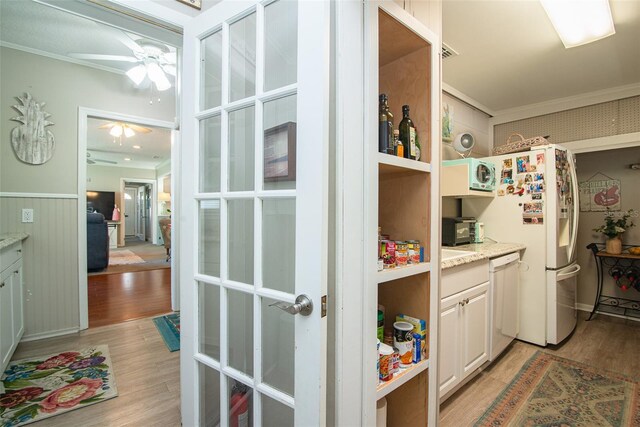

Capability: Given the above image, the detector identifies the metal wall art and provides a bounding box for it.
[10,93,55,165]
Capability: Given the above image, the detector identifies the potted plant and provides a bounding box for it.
[593,208,635,254]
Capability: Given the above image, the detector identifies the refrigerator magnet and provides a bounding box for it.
[523,202,544,224]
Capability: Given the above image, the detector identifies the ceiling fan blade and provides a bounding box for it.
[69,53,139,62]
[128,124,152,133]
[161,64,177,77]
[98,123,116,129]
[94,158,118,164]
[115,31,145,54]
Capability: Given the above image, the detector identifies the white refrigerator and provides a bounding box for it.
[463,144,580,346]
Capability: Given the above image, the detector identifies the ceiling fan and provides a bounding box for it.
[86,152,117,165]
[69,32,176,91]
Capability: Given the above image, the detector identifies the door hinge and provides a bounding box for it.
[321,295,327,318]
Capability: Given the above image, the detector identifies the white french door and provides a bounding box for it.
[180,1,329,426]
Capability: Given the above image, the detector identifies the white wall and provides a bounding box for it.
[0,46,175,338]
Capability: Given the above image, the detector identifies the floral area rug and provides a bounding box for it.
[153,312,180,352]
[108,250,145,265]
[0,345,117,426]
[475,351,640,426]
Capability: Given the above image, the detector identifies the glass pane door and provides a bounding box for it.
[181,0,328,425]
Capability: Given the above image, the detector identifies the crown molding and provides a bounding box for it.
[490,83,640,125]
[0,41,126,76]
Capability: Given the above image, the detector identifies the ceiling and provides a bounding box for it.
[442,0,640,113]
[1,0,175,169]
[87,118,172,170]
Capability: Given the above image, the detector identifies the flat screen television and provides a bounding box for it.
[87,191,115,220]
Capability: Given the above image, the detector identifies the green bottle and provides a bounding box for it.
[398,105,416,160]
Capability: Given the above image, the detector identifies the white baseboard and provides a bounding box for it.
[577,303,640,323]
[21,327,79,342]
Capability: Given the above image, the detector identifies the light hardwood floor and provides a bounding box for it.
[440,311,640,426]
[12,317,180,427]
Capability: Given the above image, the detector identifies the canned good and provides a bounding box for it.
[407,241,421,264]
[381,240,396,269]
[393,321,413,368]
[383,329,393,346]
[391,348,400,373]
[379,343,394,381]
[377,310,384,342]
[395,241,408,267]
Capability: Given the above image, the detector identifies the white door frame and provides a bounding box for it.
[77,107,177,329]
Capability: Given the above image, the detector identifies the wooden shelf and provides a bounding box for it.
[378,152,431,176]
[376,359,429,400]
[377,262,430,284]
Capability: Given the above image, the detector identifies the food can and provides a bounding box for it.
[395,241,408,267]
[383,329,393,346]
[377,339,381,379]
[381,240,396,269]
[407,240,421,264]
[393,321,413,368]
[379,343,394,381]
[391,348,400,373]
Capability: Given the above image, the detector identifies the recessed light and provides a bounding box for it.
[133,145,141,149]
[124,157,131,161]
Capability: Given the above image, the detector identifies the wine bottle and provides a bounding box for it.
[379,94,390,154]
[386,101,394,155]
[398,105,416,160]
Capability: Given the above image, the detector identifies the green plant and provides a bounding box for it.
[593,208,635,238]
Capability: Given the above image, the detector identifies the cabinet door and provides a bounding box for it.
[0,269,14,371]
[461,282,489,376]
[11,263,24,343]
[439,293,461,396]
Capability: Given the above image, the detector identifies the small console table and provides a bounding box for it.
[586,243,640,320]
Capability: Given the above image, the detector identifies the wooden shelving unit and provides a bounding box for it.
[365,3,441,426]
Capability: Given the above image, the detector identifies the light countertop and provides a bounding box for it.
[0,232,29,250]
[441,242,526,270]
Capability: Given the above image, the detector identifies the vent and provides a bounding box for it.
[442,42,459,59]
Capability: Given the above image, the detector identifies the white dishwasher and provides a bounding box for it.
[489,252,520,361]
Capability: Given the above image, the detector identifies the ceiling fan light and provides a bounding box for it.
[123,127,135,138]
[126,64,147,85]
[540,0,615,48]
[147,61,172,91]
[109,124,123,138]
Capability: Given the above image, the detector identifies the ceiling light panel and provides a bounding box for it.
[540,0,615,48]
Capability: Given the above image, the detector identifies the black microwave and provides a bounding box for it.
[442,217,476,246]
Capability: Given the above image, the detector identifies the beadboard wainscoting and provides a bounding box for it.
[0,196,80,338]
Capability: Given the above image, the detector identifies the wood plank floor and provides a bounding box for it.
[89,269,172,328]
[12,318,181,427]
[440,311,640,426]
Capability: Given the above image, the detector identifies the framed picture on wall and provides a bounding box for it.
[264,122,296,182]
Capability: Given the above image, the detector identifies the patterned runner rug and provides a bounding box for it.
[109,249,145,265]
[0,345,117,426]
[475,351,640,426]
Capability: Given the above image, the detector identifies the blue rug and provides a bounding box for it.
[153,313,180,352]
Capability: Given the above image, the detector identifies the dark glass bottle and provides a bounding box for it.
[379,94,390,154]
[398,105,416,160]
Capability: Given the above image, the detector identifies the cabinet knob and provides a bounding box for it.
[0,282,4,288]
[17,249,22,253]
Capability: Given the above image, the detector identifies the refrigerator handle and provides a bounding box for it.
[568,152,580,262]
[557,263,581,280]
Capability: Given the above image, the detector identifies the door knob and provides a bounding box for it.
[270,295,313,316]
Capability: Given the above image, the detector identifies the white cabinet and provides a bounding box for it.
[0,242,25,374]
[439,260,490,399]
